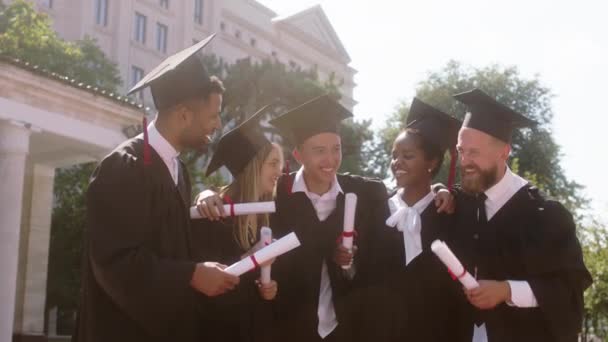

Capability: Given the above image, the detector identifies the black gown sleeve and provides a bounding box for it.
[523,200,592,341]
[86,153,197,338]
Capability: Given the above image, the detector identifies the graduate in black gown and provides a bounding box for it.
[379,98,471,342]
[190,106,282,342]
[267,95,392,342]
[449,89,592,342]
[73,34,240,342]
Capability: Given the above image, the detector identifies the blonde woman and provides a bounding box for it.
[191,107,283,342]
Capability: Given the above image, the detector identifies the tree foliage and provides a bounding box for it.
[184,57,376,193]
[580,220,608,340]
[0,0,121,90]
[375,61,587,213]
[46,163,96,324]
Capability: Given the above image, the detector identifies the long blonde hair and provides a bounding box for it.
[219,143,281,250]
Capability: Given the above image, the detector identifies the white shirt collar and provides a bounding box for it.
[291,166,343,199]
[389,188,435,215]
[484,165,528,204]
[483,165,528,220]
[145,120,180,184]
[147,120,179,161]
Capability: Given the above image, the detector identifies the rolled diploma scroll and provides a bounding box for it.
[341,193,358,270]
[259,227,272,284]
[430,240,479,290]
[190,201,275,219]
[225,232,301,276]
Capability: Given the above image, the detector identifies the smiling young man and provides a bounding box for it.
[450,89,592,342]
[268,95,393,342]
[73,35,240,342]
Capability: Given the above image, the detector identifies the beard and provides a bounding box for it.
[461,163,498,194]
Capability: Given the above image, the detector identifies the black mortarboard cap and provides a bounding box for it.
[205,105,272,177]
[406,98,462,151]
[127,34,215,110]
[269,94,352,145]
[453,88,536,143]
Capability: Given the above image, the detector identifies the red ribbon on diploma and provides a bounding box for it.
[336,229,358,244]
[250,254,260,268]
[223,194,236,217]
[447,267,467,281]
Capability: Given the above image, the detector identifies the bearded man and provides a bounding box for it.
[448,89,591,342]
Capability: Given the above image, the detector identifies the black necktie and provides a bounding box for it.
[177,163,189,209]
[475,193,488,225]
[473,192,487,326]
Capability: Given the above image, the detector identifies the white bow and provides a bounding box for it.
[386,202,422,249]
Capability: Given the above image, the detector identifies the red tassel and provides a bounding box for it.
[223,194,236,217]
[142,115,152,166]
[447,147,457,191]
[283,159,292,195]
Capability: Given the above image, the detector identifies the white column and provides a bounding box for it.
[14,165,55,336]
[0,121,31,342]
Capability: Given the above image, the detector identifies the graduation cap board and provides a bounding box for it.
[127,33,216,111]
[126,34,216,166]
[206,105,272,177]
[405,98,462,188]
[453,88,536,143]
[406,98,462,152]
[269,94,352,145]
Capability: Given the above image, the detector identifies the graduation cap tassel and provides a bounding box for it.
[447,147,457,191]
[142,115,152,166]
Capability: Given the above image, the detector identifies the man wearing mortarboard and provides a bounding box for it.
[267,94,394,342]
[449,89,591,342]
[73,34,240,342]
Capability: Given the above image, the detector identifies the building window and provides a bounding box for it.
[43,0,53,8]
[271,51,277,58]
[194,0,203,25]
[131,66,144,99]
[95,0,108,26]
[250,38,256,47]
[235,30,241,39]
[156,23,168,53]
[134,12,147,44]
[160,0,169,9]
[220,21,226,31]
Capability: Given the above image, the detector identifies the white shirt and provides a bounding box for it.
[292,167,342,339]
[146,120,180,185]
[386,189,435,266]
[472,166,538,342]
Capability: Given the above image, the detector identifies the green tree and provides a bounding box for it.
[0,0,121,90]
[580,220,608,340]
[46,162,97,334]
[184,57,376,193]
[375,61,587,212]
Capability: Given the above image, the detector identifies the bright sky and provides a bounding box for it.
[259,0,608,221]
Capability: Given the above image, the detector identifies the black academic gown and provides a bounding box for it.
[190,218,273,342]
[379,192,471,342]
[270,173,391,342]
[452,185,592,342]
[73,137,201,342]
